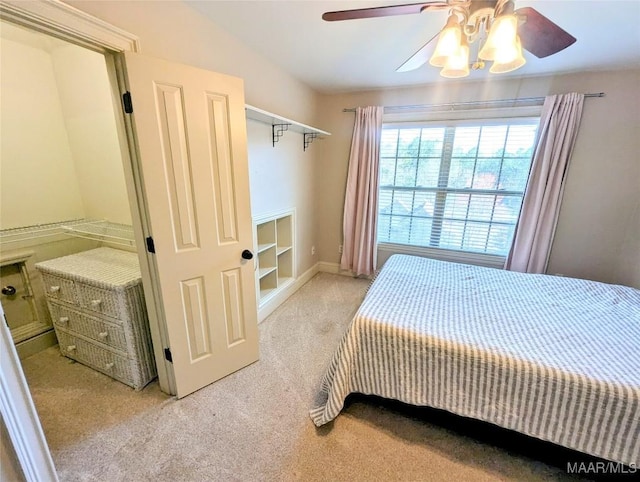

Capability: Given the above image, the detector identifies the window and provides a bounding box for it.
[378,119,538,256]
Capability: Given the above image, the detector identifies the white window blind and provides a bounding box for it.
[378,118,539,256]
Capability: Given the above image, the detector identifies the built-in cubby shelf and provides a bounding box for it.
[245,104,331,151]
[254,211,295,304]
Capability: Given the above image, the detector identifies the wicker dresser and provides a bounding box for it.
[35,247,156,390]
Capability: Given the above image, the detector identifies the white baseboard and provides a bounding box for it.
[317,261,372,279]
[317,261,340,274]
[15,330,57,360]
[258,263,320,323]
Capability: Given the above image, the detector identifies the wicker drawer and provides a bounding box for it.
[76,282,124,320]
[56,331,135,388]
[49,301,127,353]
[36,248,157,390]
[41,273,77,304]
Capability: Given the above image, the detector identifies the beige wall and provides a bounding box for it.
[64,0,323,278]
[247,120,317,274]
[0,35,85,229]
[65,1,319,126]
[545,70,640,288]
[51,44,132,225]
[316,69,640,288]
[60,1,638,288]
[0,27,132,230]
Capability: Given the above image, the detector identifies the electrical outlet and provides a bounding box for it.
[311,246,316,256]
[338,244,343,254]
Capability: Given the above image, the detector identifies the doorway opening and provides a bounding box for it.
[1,4,260,477]
[0,16,175,477]
[0,9,172,417]
[0,20,141,353]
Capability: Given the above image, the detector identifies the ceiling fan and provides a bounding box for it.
[322,0,576,77]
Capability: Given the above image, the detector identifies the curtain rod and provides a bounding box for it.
[342,92,605,113]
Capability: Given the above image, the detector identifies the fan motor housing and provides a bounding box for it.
[468,0,499,23]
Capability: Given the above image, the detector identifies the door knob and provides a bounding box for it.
[241,249,254,260]
[1,286,16,296]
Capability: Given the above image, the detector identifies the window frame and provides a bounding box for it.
[377,114,541,266]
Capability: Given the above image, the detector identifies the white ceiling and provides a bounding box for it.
[186,0,640,94]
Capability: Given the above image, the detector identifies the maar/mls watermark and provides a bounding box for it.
[567,461,637,475]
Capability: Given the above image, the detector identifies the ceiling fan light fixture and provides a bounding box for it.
[429,14,462,68]
[490,35,526,73]
[322,0,577,80]
[478,12,518,61]
[440,37,470,78]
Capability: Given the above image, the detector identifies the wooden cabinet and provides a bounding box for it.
[254,212,294,304]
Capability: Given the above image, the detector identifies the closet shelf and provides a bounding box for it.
[245,104,331,151]
[61,220,136,248]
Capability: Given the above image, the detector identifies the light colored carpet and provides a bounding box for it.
[21,273,593,481]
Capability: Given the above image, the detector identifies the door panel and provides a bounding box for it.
[123,52,258,398]
[155,83,201,251]
[207,93,239,244]
[221,268,246,345]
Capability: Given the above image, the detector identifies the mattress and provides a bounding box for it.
[310,254,640,466]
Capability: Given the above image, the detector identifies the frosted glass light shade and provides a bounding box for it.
[429,15,462,67]
[441,42,470,78]
[478,14,518,61]
[490,36,526,73]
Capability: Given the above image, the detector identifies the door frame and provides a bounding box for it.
[0,1,176,479]
[0,0,174,393]
[1,302,57,481]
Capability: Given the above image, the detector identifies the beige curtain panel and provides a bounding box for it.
[506,92,585,273]
[340,106,384,276]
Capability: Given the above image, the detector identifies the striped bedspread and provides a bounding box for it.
[310,255,640,466]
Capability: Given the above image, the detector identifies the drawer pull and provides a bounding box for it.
[50,286,60,293]
[67,345,76,351]
[98,332,108,339]
[104,362,114,370]
[90,299,102,307]
[58,317,69,324]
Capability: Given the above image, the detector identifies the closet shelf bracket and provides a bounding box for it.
[245,104,331,152]
[272,123,291,147]
[303,132,318,151]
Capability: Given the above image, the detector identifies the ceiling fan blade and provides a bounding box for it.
[322,2,449,22]
[516,7,576,58]
[396,30,441,72]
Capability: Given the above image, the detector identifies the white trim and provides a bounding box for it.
[257,263,319,323]
[107,54,174,396]
[317,261,341,274]
[0,0,140,53]
[317,261,366,278]
[15,330,57,360]
[252,208,296,226]
[0,303,58,481]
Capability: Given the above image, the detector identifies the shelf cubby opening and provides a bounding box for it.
[259,269,277,299]
[254,211,295,306]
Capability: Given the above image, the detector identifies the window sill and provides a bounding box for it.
[377,243,506,270]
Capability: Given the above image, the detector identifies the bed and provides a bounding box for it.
[310,254,640,467]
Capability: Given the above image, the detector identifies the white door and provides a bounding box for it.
[123,52,258,398]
